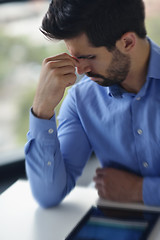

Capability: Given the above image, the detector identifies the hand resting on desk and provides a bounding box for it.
[93,168,143,203]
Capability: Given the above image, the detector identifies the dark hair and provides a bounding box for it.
[40,0,147,50]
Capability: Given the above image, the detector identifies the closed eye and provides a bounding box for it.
[87,55,96,60]
[77,55,96,60]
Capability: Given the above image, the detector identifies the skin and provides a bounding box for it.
[93,168,143,203]
[33,32,150,203]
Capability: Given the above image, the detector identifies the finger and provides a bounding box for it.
[45,53,78,66]
[56,65,76,75]
[45,59,76,70]
[93,176,104,186]
[98,189,104,198]
[95,182,102,190]
[96,167,108,176]
[96,167,103,174]
[95,184,105,199]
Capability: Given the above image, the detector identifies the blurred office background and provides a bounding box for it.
[0,0,160,191]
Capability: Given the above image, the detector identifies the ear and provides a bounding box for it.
[116,32,136,53]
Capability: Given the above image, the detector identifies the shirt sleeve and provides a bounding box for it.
[25,89,92,208]
[143,177,160,206]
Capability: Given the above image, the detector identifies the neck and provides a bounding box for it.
[120,38,150,94]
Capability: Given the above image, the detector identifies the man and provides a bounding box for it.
[25,0,160,208]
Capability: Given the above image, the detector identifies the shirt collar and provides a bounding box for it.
[107,37,160,98]
[107,84,127,98]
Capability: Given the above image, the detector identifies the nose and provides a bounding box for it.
[76,60,91,75]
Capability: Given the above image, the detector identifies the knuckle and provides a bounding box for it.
[46,61,53,69]
[42,57,49,65]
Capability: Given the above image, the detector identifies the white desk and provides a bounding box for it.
[0,180,98,240]
[1,180,160,240]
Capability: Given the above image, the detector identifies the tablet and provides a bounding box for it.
[65,206,159,240]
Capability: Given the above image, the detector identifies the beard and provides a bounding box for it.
[86,48,131,87]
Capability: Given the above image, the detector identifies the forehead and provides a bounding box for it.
[64,33,108,57]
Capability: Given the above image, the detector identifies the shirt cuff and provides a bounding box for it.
[29,108,57,143]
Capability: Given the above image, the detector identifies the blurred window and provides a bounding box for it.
[0,0,160,165]
[0,0,66,164]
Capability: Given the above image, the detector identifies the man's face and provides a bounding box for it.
[65,33,131,87]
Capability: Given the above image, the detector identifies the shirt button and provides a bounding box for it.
[136,97,141,101]
[47,161,52,166]
[143,162,149,168]
[137,129,143,135]
[48,128,54,134]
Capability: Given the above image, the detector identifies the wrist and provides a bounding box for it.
[32,105,54,120]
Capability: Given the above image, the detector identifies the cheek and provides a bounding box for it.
[92,60,107,74]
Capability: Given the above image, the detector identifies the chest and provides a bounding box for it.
[79,91,160,175]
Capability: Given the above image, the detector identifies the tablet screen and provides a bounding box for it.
[65,206,159,240]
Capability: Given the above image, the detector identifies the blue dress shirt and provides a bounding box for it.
[25,38,160,207]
